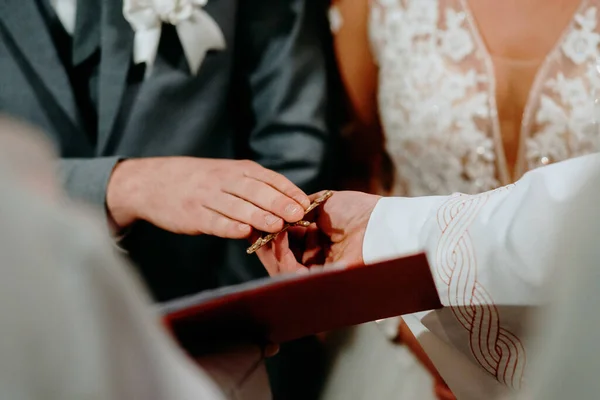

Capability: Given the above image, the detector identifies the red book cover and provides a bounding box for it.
[161,253,442,355]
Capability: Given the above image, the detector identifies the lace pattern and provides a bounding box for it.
[524,5,600,172]
[367,0,600,196]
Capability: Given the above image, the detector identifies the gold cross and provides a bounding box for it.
[246,190,334,254]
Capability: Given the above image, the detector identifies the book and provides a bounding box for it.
[160,253,442,355]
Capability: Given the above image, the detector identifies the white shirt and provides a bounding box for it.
[363,152,600,399]
[50,0,76,34]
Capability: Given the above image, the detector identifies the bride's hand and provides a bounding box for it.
[255,191,381,275]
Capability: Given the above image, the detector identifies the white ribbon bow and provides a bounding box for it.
[123,0,226,77]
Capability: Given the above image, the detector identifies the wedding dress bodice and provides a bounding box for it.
[368,0,600,196]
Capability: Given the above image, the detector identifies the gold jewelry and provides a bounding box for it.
[246,190,334,254]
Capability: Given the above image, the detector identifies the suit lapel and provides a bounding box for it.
[0,0,81,129]
[97,0,134,153]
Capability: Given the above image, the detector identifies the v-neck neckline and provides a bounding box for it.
[458,0,588,183]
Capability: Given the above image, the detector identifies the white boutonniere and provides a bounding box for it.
[123,0,226,76]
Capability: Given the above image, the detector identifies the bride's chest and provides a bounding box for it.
[370,0,600,195]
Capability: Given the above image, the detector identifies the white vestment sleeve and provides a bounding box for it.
[363,153,600,395]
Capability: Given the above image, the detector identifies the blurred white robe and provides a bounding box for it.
[0,117,269,400]
[363,152,600,399]
[514,154,600,400]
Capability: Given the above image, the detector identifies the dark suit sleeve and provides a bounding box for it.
[58,156,121,210]
[236,0,337,193]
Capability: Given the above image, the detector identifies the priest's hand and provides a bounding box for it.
[106,157,310,238]
[255,191,381,275]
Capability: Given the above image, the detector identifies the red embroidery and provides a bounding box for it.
[435,188,526,389]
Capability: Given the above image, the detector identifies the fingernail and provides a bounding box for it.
[296,267,310,275]
[265,215,280,225]
[238,223,250,231]
[294,195,310,209]
[285,204,300,215]
[264,344,280,357]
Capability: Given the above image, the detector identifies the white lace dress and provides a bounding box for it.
[371,0,600,197]
[322,1,600,399]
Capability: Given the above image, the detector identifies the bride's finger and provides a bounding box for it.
[253,233,281,276]
[273,231,290,262]
[302,223,325,266]
[288,226,307,262]
[273,232,308,274]
[256,250,279,276]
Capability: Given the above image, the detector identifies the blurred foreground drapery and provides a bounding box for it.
[0,116,225,399]
[0,116,269,400]
[512,157,600,400]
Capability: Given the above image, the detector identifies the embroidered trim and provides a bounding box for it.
[434,188,526,389]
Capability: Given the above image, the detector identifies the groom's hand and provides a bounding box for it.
[106,157,310,238]
[255,191,381,275]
